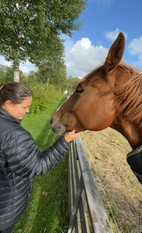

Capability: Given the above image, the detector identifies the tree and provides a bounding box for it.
[36,48,67,90]
[65,76,80,94]
[36,36,65,84]
[0,70,5,83]
[4,67,14,83]
[19,71,37,88]
[4,66,24,83]
[0,0,87,82]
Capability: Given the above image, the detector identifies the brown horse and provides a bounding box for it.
[51,32,142,183]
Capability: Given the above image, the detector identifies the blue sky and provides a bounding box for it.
[1,0,142,78]
[65,0,142,78]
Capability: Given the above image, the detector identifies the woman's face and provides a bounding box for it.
[2,96,32,119]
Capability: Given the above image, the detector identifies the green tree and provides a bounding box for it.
[20,71,38,87]
[0,0,87,82]
[0,69,5,83]
[4,67,14,83]
[36,39,64,84]
[65,76,80,94]
[4,66,24,83]
[57,64,68,92]
[37,59,67,91]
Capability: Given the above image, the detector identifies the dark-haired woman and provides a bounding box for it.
[0,82,80,233]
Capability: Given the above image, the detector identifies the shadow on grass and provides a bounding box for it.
[13,97,69,233]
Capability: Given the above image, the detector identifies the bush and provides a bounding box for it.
[29,83,62,114]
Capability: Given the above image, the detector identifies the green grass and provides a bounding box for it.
[12,97,69,233]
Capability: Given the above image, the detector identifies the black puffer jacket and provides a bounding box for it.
[0,107,70,231]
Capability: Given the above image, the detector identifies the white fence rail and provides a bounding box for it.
[68,136,113,233]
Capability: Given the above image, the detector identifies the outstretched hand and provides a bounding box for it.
[64,130,81,143]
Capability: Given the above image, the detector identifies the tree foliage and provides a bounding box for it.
[0,70,5,83]
[0,66,23,83]
[37,60,67,90]
[0,0,87,81]
[65,76,81,93]
[29,83,62,114]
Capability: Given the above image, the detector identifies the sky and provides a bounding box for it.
[1,0,142,78]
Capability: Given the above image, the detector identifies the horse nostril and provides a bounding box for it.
[50,118,53,125]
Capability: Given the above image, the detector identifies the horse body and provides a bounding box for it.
[51,32,142,150]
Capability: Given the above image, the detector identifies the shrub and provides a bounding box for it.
[46,84,62,103]
[29,83,62,114]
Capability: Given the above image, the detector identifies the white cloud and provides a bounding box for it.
[105,28,127,41]
[64,37,108,78]
[20,61,37,74]
[20,65,29,74]
[136,54,142,67]
[127,36,142,67]
[128,36,142,55]
[5,60,12,67]
[73,38,91,49]
[0,56,37,73]
[0,56,11,67]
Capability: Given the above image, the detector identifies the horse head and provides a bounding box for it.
[51,32,142,184]
[51,33,126,132]
[51,32,142,149]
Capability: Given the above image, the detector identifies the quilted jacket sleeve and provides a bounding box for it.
[1,128,70,178]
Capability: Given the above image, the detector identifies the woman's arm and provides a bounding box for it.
[2,129,80,178]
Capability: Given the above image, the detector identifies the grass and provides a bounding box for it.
[82,129,142,233]
[12,97,69,233]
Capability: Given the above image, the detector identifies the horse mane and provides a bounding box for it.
[83,62,142,125]
[113,62,142,126]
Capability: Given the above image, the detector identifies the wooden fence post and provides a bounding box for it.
[68,137,113,233]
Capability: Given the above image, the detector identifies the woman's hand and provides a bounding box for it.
[64,130,81,143]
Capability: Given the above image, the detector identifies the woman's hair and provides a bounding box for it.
[0,82,33,106]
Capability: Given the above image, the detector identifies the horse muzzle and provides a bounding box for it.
[50,117,66,135]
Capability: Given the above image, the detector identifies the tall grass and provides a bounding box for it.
[12,97,69,233]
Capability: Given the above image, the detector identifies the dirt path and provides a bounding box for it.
[81,128,142,233]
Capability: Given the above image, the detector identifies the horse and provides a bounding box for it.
[51,32,142,184]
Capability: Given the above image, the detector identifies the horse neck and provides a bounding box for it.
[110,117,142,149]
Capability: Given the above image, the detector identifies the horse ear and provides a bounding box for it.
[105,32,125,71]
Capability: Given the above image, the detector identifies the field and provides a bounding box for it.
[81,128,142,233]
[12,97,69,233]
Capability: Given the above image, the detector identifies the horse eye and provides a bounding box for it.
[76,88,84,94]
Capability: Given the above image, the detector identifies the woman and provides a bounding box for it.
[0,82,80,233]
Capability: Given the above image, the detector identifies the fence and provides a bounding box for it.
[68,136,113,233]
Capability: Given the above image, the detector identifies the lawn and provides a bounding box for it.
[12,97,69,233]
